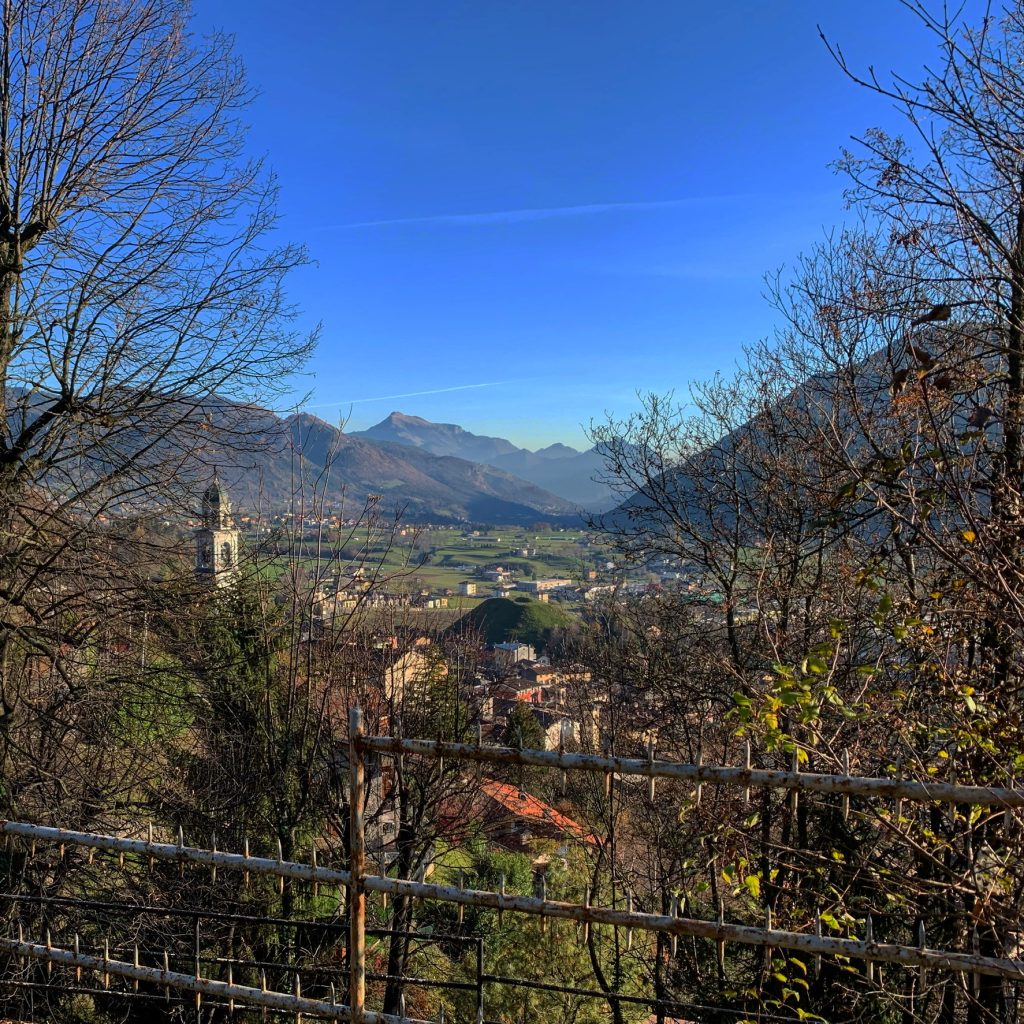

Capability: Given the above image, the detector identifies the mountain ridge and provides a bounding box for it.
[216,408,582,525]
[350,411,524,462]
[351,412,616,510]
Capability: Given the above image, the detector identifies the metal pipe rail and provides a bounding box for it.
[350,706,367,1022]
[4,817,1023,981]
[361,874,1024,981]
[0,934,430,1024]
[0,821,352,886]
[360,735,1024,807]
[6,717,1024,1023]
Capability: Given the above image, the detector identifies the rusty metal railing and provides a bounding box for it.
[0,708,1020,1021]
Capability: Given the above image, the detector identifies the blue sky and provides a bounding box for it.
[193,1,973,449]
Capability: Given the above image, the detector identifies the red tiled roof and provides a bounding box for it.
[480,780,598,845]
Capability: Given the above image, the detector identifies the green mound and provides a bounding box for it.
[449,597,574,649]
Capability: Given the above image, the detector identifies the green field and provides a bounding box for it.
[247,525,613,610]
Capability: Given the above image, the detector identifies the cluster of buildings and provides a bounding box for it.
[458,565,581,603]
[365,633,594,744]
[310,580,456,623]
[351,628,602,863]
[457,563,641,606]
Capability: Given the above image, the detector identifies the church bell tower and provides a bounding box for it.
[195,477,239,586]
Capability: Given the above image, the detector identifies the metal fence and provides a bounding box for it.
[0,705,1021,1022]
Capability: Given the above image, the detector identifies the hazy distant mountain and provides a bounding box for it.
[351,411,519,463]
[488,447,613,510]
[533,443,580,460]
[213,410,580,525]
[351,412,617,511]
[4,388,584,524]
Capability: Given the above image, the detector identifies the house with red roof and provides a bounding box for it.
[472,779,598,853]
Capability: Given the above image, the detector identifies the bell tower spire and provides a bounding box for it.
[195,476,239,586]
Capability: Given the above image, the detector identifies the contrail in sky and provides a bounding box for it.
[299,380,518,410]
[334,195,748,230]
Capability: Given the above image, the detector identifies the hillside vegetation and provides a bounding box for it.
[449,596,574,648]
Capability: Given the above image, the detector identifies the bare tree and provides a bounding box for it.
[584,5,1024,1021]
[0,0,312,819]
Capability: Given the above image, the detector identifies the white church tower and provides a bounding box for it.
[195,477,239,587]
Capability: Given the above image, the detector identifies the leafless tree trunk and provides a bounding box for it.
[0,0,312,824]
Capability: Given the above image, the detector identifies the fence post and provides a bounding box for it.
[349,706,366,1023]
[475,937,484,1022]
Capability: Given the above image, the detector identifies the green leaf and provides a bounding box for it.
[745,874,761,899]
[796,1010,828,1022]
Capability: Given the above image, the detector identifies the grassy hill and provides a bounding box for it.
[448,597,575,650]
